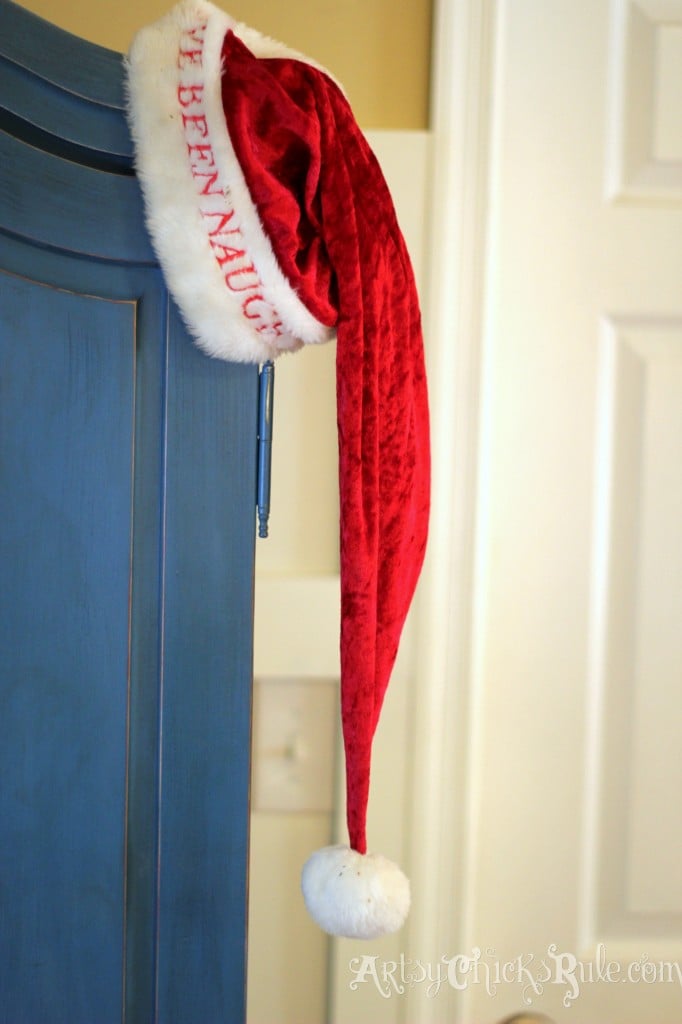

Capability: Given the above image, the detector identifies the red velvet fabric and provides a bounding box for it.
[222,32,430,855]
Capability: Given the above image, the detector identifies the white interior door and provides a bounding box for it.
[461,0,682,1021]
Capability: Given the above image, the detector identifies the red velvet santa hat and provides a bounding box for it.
[127,0,430,940]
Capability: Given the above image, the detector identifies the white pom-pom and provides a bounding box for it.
[301,844,410,939]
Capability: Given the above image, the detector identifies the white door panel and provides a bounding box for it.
[463,0,682,1021]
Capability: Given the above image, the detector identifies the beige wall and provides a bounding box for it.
[17,0,432,128]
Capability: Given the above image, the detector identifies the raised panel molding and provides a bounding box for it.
[605,0,682,203]
[0,268,137,1019]
[582,316,682,947]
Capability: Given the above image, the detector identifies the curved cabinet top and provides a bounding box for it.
[0,0,131,159]
[0,0,126,108]
[0,0,155,264]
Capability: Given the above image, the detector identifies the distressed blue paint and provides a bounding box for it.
[0,0,132,169]
[0,58,132,164]
[156,313,257,1024]
[0,3,256,1021]
[0,131,153,262]
[0,268,135,1024]
[0,0,128,112]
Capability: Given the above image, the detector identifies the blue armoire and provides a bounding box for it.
[0,2,256,1021]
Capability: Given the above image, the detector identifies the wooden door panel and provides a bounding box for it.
[459,2,682,1021]
[0,265,137,1022]
[0,191,256,1024]
[0,130,153,263]
[0,0,132,168]
[0,4,257,1020]
[156,316,257,1024]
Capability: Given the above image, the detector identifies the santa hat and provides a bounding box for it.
[126,0,430,940]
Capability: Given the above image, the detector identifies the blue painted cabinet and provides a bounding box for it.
[0,3,256,1021]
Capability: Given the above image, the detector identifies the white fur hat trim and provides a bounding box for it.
[126,0,335,363]
[301,845,410,939]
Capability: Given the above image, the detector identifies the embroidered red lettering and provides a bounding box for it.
[191,170,221,195]
[176,21,286,341]
[187,143,214,164]
[225,266,260,292]
[178,48,202,69]
[182,114,209,139]
[242,295,284,337]
[183,23,207,46]
[242,294,266,318]
[209,240,247,266]
[258,322,284,337]
[200,210,239,236]
[177,84,204,108]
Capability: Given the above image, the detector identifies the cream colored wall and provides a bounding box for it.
[16,0,432,128]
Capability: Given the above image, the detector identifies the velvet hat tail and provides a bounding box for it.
[127,0,429,940]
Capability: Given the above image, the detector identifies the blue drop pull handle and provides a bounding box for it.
[257,360,274,539]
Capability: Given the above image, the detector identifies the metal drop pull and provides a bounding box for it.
[256,360,275,538]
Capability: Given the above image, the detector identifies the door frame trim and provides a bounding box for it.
[406,1,497,1019]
